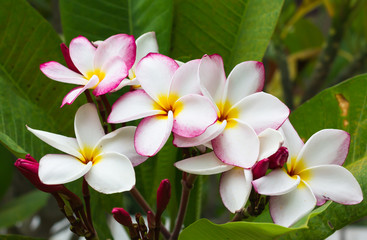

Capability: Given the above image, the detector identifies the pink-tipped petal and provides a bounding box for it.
[85,152,135,194]
[174,152,233,175]
[212,120,259,169]
[170,59,201,97]
[93,57,128,96]
[234,92,289,134]
[108,89,164,123]
[223,61,264,105]
[61,76,99,107]
[297,129,350,168]
[173,120,226,147]
[95,34,136,70]
[26,126,82,159]
[109,78,137,92]
[95,126,148,167]
[40,61,87,85]
[270,181,316,227]
[134,111,174,157]
[258,128,284,160]
[69,36,96,76]
[74,103,105,150]
[299,165,363,205]
[134,32,159,69]
[199,54,226,104]
[60,43,81,73]
[220,168,253,213]
[39,154,92,184]
[172,94,217,138]
[279,119,304,163]
[135,53,179,102]
[252,168,300,196]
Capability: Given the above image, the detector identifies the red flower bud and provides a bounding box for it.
[15,155,65,193]
[252,158,269,180]
[112,208,133,227]
[60,43,81,74]
[156,179,171,216]
[268,147,289,169]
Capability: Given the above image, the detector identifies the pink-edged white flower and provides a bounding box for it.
[174,54,290,169]
[108,53,217,157]
[252,120,363,227]
[27,103,147,194]
[175,128,283,213]
[40,34,136,107]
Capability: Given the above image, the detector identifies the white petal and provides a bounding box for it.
[170,59,201,97]
[39,154,92,184]
[172,94,217,137]
[85,152,135,194]
[222,61,264,105]
[40,61,87,85]
[27,126,82,159]
[74,103,105,150]
[252,168,300,196]
[279,119,304,161]
[61,76,99,107]
[199,54,226,104]
[94,126,148,167]
[212,120,259,169]
[134,111,174,157]
[135,53,178,103]
[297,129,350,169]
[134,32,159,70]
[270,181,316,227]
[108,89,164,123]
[69,36,96,76]
[234,92,289,134]
[300,165,363,205]
[173,120,226,147]
[220,168,253,213]
[258,128,284,160]
[174,152,233,175]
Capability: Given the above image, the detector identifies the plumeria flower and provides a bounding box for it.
[27,103,147,194]
[252,120,363,227]
[175,128,283,213]
[108,53,217,157]
[174,54,289,169]
[40,34,136,107]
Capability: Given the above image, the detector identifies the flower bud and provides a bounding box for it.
[112,208,133,227]
[60,43,81,74]
[15,155,64,193]
[156,179,171,216]
[252,158,269,180]
[268,147,289,169]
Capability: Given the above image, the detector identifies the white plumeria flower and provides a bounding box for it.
[108,53,217,157]
[27,103,147,194]
[173,54,290,169]
[175,128,283,213]
[40,34,136,107]
[252,120,363,227]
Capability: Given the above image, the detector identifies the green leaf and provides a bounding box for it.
[170,0,284,72]
[278,74,367,239]
[0,235,45,240]
[0,144,15,200]
[59,0,173,54]
[184,175,203,227]
[0,0,83,159]
[0,190,49,228]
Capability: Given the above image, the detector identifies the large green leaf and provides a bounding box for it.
[0,144,15,200]
[278,74,367,239]
[170,0,284,72]
[0,0,83,159]
[0,190,49,228]
[0,235,44,240]
[59,0,173,54]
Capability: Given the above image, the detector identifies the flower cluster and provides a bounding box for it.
[24,32,362,230]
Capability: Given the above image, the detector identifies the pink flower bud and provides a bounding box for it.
[112,208,133,227]
[156,179,171,216]
[252,158,269,180]
[15,156,64,193]
[268,147,289,169]
[60,43,81,74]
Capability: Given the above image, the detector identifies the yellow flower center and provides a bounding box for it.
[85,69,106,88]
[217,100,239,128]
[153,93,182,116]
[79,147,101,165]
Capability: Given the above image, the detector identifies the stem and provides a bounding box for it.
[83,178,95,234]
[84,90,93,104]
[130,187,171,239]
[96,96,108,133]
[101,95,116,131]
[170,173,197,240]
